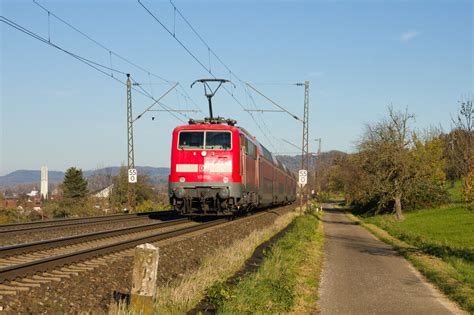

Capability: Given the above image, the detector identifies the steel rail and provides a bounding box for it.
[0,218,227,282]
[0,218,189,258]
[0,210,176,233]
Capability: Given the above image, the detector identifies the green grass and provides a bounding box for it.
[363,204,473,311]
[366,205,473,250]
[208,212,323,314]
[447,180,464,203]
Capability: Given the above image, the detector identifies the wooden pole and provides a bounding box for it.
[130,243,159,315]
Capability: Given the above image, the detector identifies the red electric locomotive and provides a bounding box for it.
[168,116,296,215]
[168,79,296,215]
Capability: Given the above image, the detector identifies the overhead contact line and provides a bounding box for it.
[138,0,284,149]
[1,15,193,122]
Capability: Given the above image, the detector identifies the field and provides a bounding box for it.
[363,181,473,311]
[366,205,473,253]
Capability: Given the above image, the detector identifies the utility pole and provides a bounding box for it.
[297,80,310,212]
[126,74,136,213]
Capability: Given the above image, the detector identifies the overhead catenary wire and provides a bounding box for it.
[169,0,230,75]
[244,83,278,151]
[246,83,302,122]
[138,0,291,152]
[131,80,184,122]
[1,16,186,123]
[33,0,173,85]
[32,0,203,113]
[1,16,127,77]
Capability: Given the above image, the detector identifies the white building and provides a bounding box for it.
[92,184,114,198]
[40,166,48,199]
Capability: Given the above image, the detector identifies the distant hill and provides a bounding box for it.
[0,170,65,187]
[83,166,170,178]
[0,152,346,189]
[276,150,347,174]
[0,166,170,189]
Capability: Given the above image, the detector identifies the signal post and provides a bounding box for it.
[298,169,308,213]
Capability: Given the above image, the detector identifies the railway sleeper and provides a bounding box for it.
[0,284,29,292]
[22,278,50,284]
[32,275,61,282]
[44,272,71,279]
[12,280,40,288]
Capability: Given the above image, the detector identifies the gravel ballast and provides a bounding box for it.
[1,206,294,313]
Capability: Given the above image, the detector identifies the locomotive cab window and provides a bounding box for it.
[205,131,231,150]
[178,131,204,149]
[178,131,231,150]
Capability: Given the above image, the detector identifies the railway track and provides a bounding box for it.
[0,210,176,234]
[0,217,226,284]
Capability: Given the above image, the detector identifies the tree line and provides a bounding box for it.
[42,167,169,218]
[328,98,473,220]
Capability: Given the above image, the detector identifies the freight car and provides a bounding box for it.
[168,117,297,215]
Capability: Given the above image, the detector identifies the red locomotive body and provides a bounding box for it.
[169,118,296,215]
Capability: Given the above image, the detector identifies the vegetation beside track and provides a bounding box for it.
[149,210,300,313]
[204,209,323,313]
[347,191,473,312]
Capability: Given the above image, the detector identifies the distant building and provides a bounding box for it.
[26,189,39,197]
[50,188,61,201]
[3,196,18,208]
[41,166,48,199]
[92,184,114,198]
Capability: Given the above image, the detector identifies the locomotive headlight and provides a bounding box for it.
[223,176,229,183]
[179,177,186,183]
[201,151,207,157]
[174,187,186,199]
[218,188,230,199]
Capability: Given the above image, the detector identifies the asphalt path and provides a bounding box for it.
[319,206,463,315]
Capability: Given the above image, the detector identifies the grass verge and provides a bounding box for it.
[152,210,300,314]
[346,212,473,313]
[209,211,324,314]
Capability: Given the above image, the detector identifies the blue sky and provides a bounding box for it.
[1,0,472,175]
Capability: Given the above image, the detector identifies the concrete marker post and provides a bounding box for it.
[130,243,159,315]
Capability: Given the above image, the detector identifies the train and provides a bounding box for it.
[168,117,297,215]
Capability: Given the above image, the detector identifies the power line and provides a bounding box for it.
[138,0,211,74]
[169,0,234,77]
[245,84,279,151]
[138,0,285,150]
[247,82,301,86]
[246,83,302,122]
[32,0,202,113]
[1,16,127,77]
[131,80,185,122]
[33,0,172,85]
[1,16,187,122]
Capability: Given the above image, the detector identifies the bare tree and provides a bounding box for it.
[88,167,114,192]
[359,107,415,220]
[453,97,473,133]
[445,97,474,181]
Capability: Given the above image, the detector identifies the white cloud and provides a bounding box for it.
[400,30,420,42]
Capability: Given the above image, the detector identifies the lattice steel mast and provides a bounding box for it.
[126,74,136,212]
[301,81,310,207]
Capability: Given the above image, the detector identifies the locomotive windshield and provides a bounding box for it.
[178,131,204,149]
[178,131,231,150]
[206,132,231,150]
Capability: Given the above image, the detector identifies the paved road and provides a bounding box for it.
[319,207,462,315]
